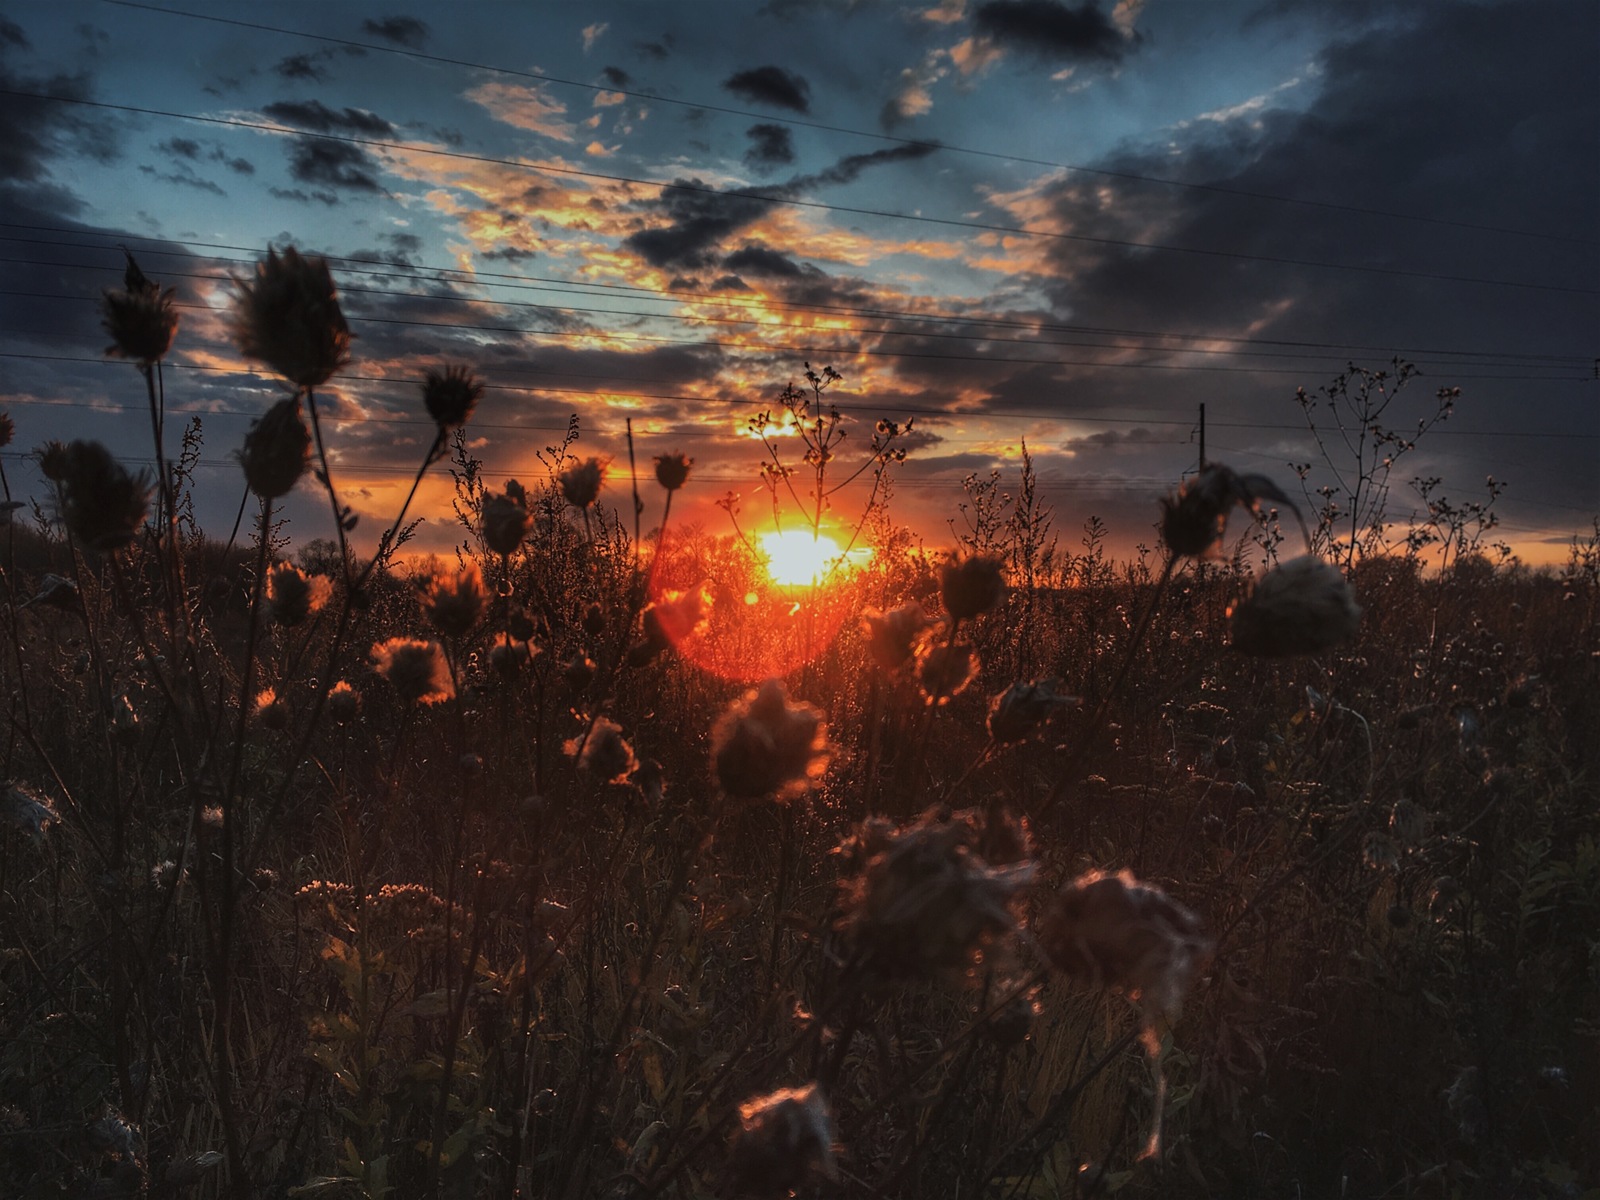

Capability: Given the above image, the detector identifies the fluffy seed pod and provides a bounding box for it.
[570,716,637,784]
[940,555,1005,620]
[862,601,929,671]
[327,680,361,725]
[1035,869,1209,1019]
[834,809,1035,979]
[728,1084,838,1197]
[987,677,1079,745]
[1159,464,1296,559]
[102,257,179,364]
[654,451,692,492]
[371,638,454,706]
[38,439,152,552]
[239,398,313,499]
[1228,556,1361,657]
[231,246,350,388]
[481,491,530,557]
[916,638,979,705]
[422,364,483,431]
[711,679,829,802]
[558,457,607,509]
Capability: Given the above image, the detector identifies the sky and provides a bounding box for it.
[1,0,1596,568]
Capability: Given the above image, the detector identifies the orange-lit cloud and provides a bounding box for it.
[465,80,577,141]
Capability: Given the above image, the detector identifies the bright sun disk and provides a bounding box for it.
[759,530,869,587]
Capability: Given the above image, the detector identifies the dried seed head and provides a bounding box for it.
[916,638,979,705]
[3,782,61,843]
[559,456,608,509]
[563,654,595,691]
[102,257,179,364]
[265,561,331,626]
[987,677,1079,745]
[371,638,454,706]
[231,246,350,388]
[327,680,361,724]
[834,809,1035,978]
[38,439,152,552]
[422,364,483,431]
[239,398,313,499]
[489,632,536,677]
[569,716,637,784]
[711,679,829,801]
[421,560,486,639]
[654,451,692,492]
[862,601,929,671]
[253,688,289,731]
[638,586,710,659]
[481,491,530,556]
[1035,869,1209,1018]
[1159,464,1297,559]
[940,555,1005,619]
[1228,556,1361,657]
[729,1083,838,1197]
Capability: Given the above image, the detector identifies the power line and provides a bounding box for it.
[9,289,1590,383]
[6,224,1591,365]
[5,87,1595,298]
[3,352,1595,440]
[5,252,1590,373]
[103,0,1600,248]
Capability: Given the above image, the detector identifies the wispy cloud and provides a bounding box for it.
[466,80,576,141]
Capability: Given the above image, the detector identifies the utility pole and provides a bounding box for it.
[1198,402,1206,469]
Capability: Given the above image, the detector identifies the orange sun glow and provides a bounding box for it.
[759,530,871,587]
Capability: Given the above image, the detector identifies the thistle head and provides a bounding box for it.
[421,561,486,639]
[1228,555,1361,657]
[1159,464,1297,559]
[371,638,454,706]
[862,601,929,671]
[569,716,637,784]
[559,456,607,509]
[1035,869,1209,1019]
[265,562,331,627]
[728,1083,838,1197]
[102,255,178,364]
[915,638,979,706]
[940,554,1005,620]
[239,398,313,499]
[38,439,151,553]
[422,364,483,431]
[481,490,530,557]
[231,246,350,388]
[711,679,829,802]
[987,677,1079,745]
[654,451,692,492]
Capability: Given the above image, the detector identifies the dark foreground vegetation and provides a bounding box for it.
[1,250,1597,1199]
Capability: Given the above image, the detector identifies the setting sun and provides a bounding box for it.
[759,530,870,587]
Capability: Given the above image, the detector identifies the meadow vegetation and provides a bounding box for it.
[0,250,1596,1199]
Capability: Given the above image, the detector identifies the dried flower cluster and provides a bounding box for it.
[421,561,486,639]
[481,489,530,557]
[559,456,607,509]
[711,679,829,801]
[422,364,483,431]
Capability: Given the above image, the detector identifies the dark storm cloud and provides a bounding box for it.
[0,52,120,217]
[274,53,328,82]
[624,140,938,271]
[602,66,631,87]
[160,137,201,159]
[744,123,795,172]
[270,185,339,205]
[722,65,811,113]
[262,100,395,137]
[636,36,674,61]
[286,138,385,193]
[156,137,254,175]
[0,18,28,48]
[972,0,1136,63]
[723,245,806,278]
[361,16,430,47]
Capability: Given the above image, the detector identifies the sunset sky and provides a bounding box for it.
[2,0,1595,566]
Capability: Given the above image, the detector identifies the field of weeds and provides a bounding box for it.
[1,250,1597,1199]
